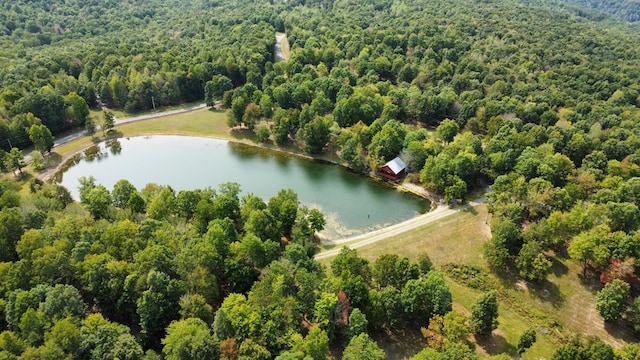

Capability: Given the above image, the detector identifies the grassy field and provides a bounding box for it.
[44,108,232,176]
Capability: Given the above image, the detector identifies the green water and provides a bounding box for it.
[57,135,430,239]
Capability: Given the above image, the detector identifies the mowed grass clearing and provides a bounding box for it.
[53,108,230,159]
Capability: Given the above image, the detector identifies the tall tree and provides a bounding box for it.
[28,124,54,154]
[64,92,90,127]
[162,318,219,360]
[342,333,385,360]
[102,111,115,135]
[303,116,330,154]
[6,148,26,176]
[595,279,630,321]
[471,291,499,337]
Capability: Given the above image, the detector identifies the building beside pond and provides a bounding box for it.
[378,157,407,181]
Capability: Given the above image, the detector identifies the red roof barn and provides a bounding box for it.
[378,157,407,181]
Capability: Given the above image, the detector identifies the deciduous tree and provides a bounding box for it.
[471,291,499,337]
[595,279,630,321]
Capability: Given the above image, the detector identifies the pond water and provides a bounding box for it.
[56,135,430,239]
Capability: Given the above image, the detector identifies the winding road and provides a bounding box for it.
[315,197,487,260]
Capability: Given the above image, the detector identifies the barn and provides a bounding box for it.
[378,157,407,181]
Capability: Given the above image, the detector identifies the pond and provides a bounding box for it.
[56,135,431,239]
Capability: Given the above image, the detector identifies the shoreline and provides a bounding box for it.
[39,108,443,245]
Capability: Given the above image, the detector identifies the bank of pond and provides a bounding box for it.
[55,135,431,239]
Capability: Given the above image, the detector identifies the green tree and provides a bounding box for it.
[627,296,640,332]
[112,179,137,208]
[85,185,112,219]
[342,333,385,360]
[40,284,87,323]
[162,318,219,360]
[436,119,459,144]
[443,310,470,344]
[368,120,406,161]
[64,92,90,127]
[0,208,23,262]
[471,291,499,337]
[379,286,404,330]
[137,270,185,346]
[255,121,271,143]
[303,326,330,360]
[303,116,330,154]
[179,294,214,324]
[85,116,96,136]
[595,279,630,321]
[6,147,26,176]
[242,102,262,131]
[331,247,371,282]
[28,124,54,154]
[313,292,339,339]
[205,75,233,105]
[45,317,81,355]
[516,241,552,281]
[517,328,537,355]
[238,338,270,360]
[79,313,143,360]
[401,272,452,323]
[346,308,368,341]
[102,111,115,135]
[29,151,45,171]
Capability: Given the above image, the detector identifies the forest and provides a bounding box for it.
[1,0,640,358]
[558,0,640,22]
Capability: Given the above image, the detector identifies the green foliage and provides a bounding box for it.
[303,116,331,154]
[595,279,630,321]
[516,241,552,281]
[346,308,368,341]
[551,335,614,360]
[471,291,499,337]
[162,318,219,360]
[102,111,115,135]
[28,124,54,154]
[517,328,537,355]
[342,333,385,360]
[443,311,470,344]
[255,121,271,143]
[401,272,452,324]
[436,119,459,144]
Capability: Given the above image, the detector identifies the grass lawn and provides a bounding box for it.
[50,108,230,166]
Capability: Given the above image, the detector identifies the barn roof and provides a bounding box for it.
[383,157,407,175]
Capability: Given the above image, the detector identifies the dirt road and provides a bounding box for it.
[314,197,486,260]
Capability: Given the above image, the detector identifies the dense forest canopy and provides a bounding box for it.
[557,0,640,22]
[1,0,640,358]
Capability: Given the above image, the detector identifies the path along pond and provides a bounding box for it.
[55,135,431,239]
